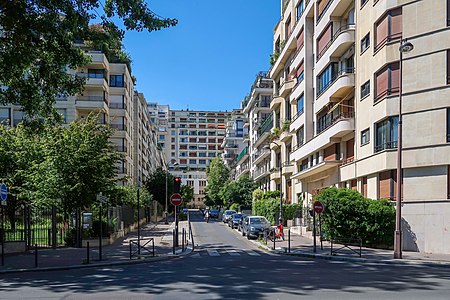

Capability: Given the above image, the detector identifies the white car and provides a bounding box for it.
[222,210,236,223]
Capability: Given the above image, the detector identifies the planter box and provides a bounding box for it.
[0,241,26,254]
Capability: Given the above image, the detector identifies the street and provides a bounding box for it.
[1,211,450,299]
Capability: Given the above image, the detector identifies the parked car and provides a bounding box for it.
[237,214,247,232]
[228,213,244,229]
[209,209,219,219]
[222,210,237,223]
[241,216,271,239]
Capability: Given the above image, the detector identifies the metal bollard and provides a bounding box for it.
[273,232,276,250]
[35,244,38,268]
[288,228,291,253]
[182,228,185,252]
[86,241,90,264]
[152,239,155,257]
[172,229,175,255]
[129,241,132,260]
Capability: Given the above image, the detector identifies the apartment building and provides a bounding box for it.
[1,49,163,185]
[270,0,450,254]
[240,72,274,190]
[222,108,246,174]
[165,109,231,204]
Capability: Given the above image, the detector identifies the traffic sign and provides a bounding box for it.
[313,201,325,214]
[170,193,183,206]
[1,183,7,205]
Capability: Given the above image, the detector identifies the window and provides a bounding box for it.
[317,63,338,95]
[361,33,370,53]
[375,116,398,152]
[297,95,304,114]
[448,0,450,26]
[285,16,292,39]
[189,159,196,164]
[297,126,304,146]
[361,0,369,8]
[317,0,332,21]
[88,69,105,79]
[447,50,450,84]
[361,128,370,145]
[159,135,165,140]
[296,0,305,21]
[110,74,124,87]
[447,108,450,142]
[375,62,400,102]
[361,80,370,99]
[317,23,333,60]
[375,8,402,52]
[296,60,305,83]
[199,159,206,165]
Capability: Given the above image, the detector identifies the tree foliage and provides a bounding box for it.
[220,175,257,208]
[181,185,194,203]
[252,194,302,225]
[0,0,177,117]
[205,157,230,207]
[315,187,395,246]
[0,114,122,216]
[144,167,173,208]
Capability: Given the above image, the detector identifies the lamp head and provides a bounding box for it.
[399,41,414,53]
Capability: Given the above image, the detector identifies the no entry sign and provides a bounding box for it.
[170,193,183,206]
[313,201,325,214]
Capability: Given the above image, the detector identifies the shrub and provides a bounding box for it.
[229,203,240,212]
[315,187,395,247]
[252,197,302,225]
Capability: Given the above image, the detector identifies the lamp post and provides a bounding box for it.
[394,40,414,259]
[137,177,141,255]
[266,141,283,226]
[165,169,168,224]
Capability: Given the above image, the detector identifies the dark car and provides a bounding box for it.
[241,216,271,239]
[228,213,244,229]
[222,210,237,223]
[209,209,219,219]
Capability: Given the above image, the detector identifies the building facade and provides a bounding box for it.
[222,108,246,175]
[269,0,450,253]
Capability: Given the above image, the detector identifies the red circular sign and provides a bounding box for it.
[313,201,325,214]
[170,193,183,206]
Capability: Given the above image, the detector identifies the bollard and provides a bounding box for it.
[152,239,155,257]
[288,228,291,253]
[172,229,175,255]
[273,232,276,250]
[35,244,38,268]
[129,241,132,260]
[86,241,90,264]
[182,228,185,252]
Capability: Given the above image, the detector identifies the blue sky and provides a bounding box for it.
[122,0,280,111]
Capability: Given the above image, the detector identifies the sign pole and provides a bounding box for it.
[313,208,316,253]
[99,201,102,261]
[175,205,179,247]
[319,213,323,250]
[1,205,4,266]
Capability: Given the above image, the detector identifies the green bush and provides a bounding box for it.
[252,197,302,225]
[315,187,395,247]
[229,203,240,212]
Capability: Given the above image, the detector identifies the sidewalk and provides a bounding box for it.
[257,228,450,267]
[0,220,191,274]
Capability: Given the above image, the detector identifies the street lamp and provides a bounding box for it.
[137,176,141,255]
[394,40,414,259]
[265,141,283,226]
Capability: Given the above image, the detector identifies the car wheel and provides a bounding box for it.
[246,234,250,240]
[242,230,245,236]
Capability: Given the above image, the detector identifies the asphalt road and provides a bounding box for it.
[1,211,450,299]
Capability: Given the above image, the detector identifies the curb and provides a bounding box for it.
[251,240,450,268]
[0,247,194,275]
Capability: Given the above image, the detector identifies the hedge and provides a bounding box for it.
[252,198,302,225]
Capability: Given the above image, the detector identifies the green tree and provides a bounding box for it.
[205,157,230,207]
[144,167,173,208]
[220,175,257,208]
[0,0,177,117]
[181,185,194,204]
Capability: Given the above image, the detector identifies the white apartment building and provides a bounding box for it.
[269,0,450,254]
[222,108,247,175]
[240,72,274,190]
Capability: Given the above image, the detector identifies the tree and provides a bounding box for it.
[205,157,230,207]
[220,175,257,208]
[144,167,173,208]
[181,185,194,204]
[0,0,177,117]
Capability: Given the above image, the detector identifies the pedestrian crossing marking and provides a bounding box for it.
[206,249,220,256]
[191,248,265,258]
[227,250,240,256]
[245,250,261,256]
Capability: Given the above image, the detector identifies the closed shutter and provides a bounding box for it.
[323,144,336,161]
[390,8,402,39]
[317,0,331,18]
[297,60,305,78]
[297,28,305,50]
[362,176,368,197]
[379,171,391,199]
[346,138,355,160]
[375,14,388,50]
[351,179,357,190]
[317,23,333,57]
[448,166,450,199]
[376,66,389,100]
[389,62,400,95]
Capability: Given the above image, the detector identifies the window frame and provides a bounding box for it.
[360,33,370,54]
[361,128,370,146]
[361,80,371,99]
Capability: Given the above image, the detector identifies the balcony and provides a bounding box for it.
[236,147,249,163]
[279,79,296,97]
[291,159,341,180]
[253,148,270,165]
[270,95,283,110]
[75,96,108,111]
[374,141,398,153]
[76,73,108,91]
[110,124,127,131]
[253,169,271,181]
[115,146,127,153]
[290,112,354,162]
[270,168,281,180]
[315,69,355,114]
[281,161,294,175]
[291,107,305,130]
[316,25,355,71]
[87,51,108,68]
[109,103,126,109]
[257,114,273,136]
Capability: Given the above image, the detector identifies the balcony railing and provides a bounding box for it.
[258,114,274,136]
[316,111,354,134]
[109,103,126,109]
[77,96,105,102]
[292,107,304,123]
[111,124,127,131]
[115,146,127,152]
[374,32,402,53]
[236,147,248,162]
[316,67,355,97]
[374,141,398,153]
[374,87,399,103]
[316,24,355,62]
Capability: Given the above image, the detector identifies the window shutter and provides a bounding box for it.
[379,171,391,199]
[375,14,388,49]
[390,8,402,39]
[346,138,355,160]
[389,62,400,94]
[317,0,331,18]
[297,60,305,78]
[375,66,389,100]
[317,23,333,57]
[297,28,305,51]
[324,144,336,161]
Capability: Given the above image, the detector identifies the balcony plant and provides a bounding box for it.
[269,127,281,140]
[282,120,291,132]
